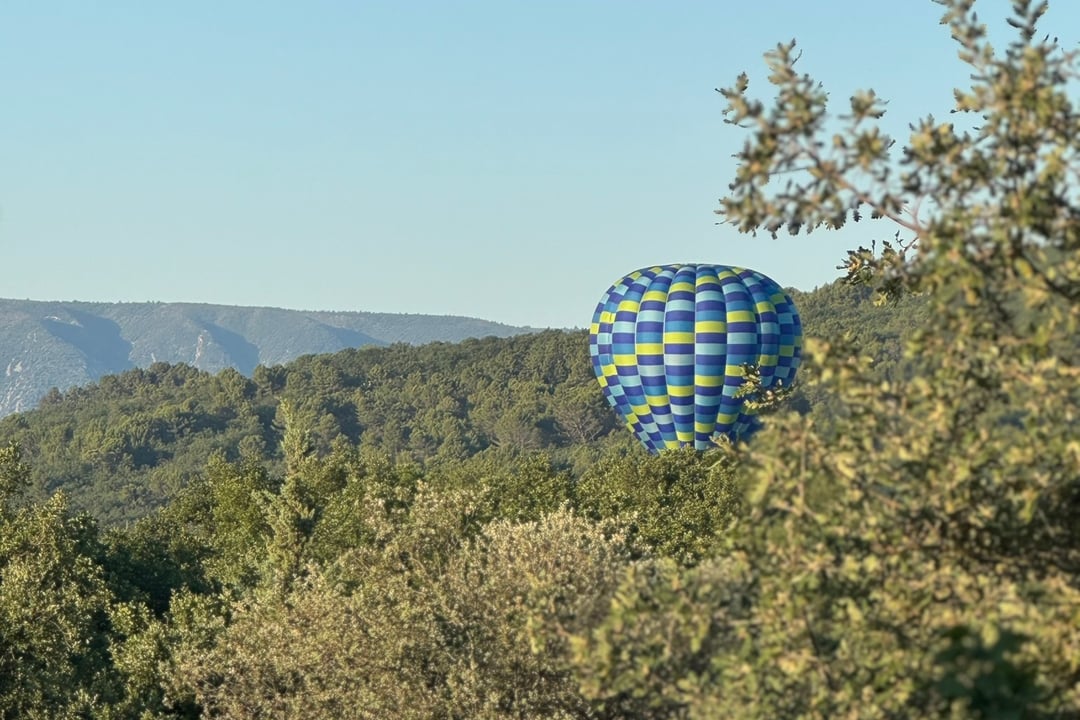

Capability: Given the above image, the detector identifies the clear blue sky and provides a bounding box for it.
[1,1,1076,328]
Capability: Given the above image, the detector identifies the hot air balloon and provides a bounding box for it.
[589,263,802,452]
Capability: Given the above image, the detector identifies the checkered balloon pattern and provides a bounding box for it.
[589,264,802,453]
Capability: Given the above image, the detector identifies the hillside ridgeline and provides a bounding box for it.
[0,298,535,417]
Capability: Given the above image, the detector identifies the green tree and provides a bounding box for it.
[430,510,632,719]
[0,445,119,718]
[551,383,616,445]
[0,441,30,516]
[577,447,742,564]
[681,0,1080,715]
[168,508,631,720]
[572,555,754,720]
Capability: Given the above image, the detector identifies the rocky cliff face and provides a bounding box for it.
[0,300,534,417]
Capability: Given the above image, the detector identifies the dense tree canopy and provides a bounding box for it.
[0,1,1076,717]
[0,283,915,526]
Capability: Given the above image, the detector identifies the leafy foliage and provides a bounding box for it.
[709,0,1080,714]
[0,2,1077,717]
[0,291,909,526]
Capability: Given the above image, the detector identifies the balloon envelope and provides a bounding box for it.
[589,264,802,452]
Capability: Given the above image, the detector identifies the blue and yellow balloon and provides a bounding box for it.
[589,264,802,452]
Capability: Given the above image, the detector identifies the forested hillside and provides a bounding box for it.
[0,280,920,719]
[0,281,921,525]
[0,298,534,417]
[1,4,1078,717]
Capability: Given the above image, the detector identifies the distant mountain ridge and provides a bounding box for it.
[0,299,535,417]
